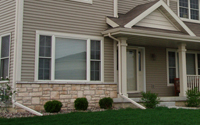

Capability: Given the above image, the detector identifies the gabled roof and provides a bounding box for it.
[106,0,196,36]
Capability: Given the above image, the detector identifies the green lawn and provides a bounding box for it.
[1,107,200,125]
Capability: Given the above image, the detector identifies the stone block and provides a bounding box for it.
[84,85,89,90]
[22,84,31,87]
[72,85,81,91]
[18,93,29,97]
[41,85,49,88]
[60,91,68,95]
[43,88,52,91]
[96,90,104,95]
[110,91,117,98]
[32,84,40,88]
[90,85,97,89]
[53,87,62,91]
[60,95,71,99]
[27,88,33,92]
[86,95,91,101]
[51,91,60,99]
[84,90,94,95]
[30,92,42,96]
[16,84,21,88]
[70,91,77,95]
[72,95,77,99]
[32,97,40,104]
[19,88,27,92]
[78,91,83,97]
[33,88,39,92]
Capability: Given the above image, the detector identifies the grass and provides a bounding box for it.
[1,107,200,125]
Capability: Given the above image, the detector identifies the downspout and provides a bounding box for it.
[114,0,118,18]
[13,0,43,116]
[108,33,146,109]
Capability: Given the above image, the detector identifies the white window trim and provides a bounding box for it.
[0,33,11,80]
[71,0,92,4]
[35,31,104,83]
[178,0,200,23]
[166,49,179,86]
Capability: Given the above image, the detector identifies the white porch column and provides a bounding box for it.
[118,37,128,96]
[178,43,187,97]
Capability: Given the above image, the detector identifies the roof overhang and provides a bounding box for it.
[106,0,196,36]
[102,27,200,43]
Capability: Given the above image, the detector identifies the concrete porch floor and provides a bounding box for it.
[113,96,187,108]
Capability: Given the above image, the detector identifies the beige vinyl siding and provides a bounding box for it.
[22,0,114,81]
[0,1,16,84]
[135,9,178,31]
[170,1,178,15]
[104,38,114,82]
[146,46,174,97]
[118,0,154,14]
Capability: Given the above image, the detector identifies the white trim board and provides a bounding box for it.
[71,0,92,4]
[124,0,196,36]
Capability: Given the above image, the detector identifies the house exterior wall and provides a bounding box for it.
[21,0,114,82]
[15,83,117,111]
[145,46,174,96]
[0,1,16,84]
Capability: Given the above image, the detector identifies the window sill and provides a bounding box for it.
[181,18,200,24]
[16,81,117,85]
[167,84,174,87]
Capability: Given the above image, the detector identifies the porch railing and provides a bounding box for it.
[187,75,200,91]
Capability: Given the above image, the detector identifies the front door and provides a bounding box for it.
[127,49,137,92]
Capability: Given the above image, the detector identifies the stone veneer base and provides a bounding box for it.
[15,84,117,112]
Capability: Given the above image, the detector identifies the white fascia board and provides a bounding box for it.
[124,0,196,36]
[124,1,162,28]
[161,2,196,36]
[102,28,200,43]
[106,18,119,28]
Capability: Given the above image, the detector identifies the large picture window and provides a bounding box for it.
[179,0,199,20]
[0,35,10,80]
[36,32,103,82]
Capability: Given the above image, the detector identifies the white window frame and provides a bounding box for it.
[0,34,11,80]
[178,0,200,23]
[166,49,179,86]
[71,0,92,4]
[35,31,104,83]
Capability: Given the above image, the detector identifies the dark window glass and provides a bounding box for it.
[91,40,101,81]
[0,35,10,79]
[38,35,51,80]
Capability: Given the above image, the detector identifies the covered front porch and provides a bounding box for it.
[103,27,200,98]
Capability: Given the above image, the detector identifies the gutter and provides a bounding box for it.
[108,33,146,110]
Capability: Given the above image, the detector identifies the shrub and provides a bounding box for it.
[44,100,62,113]
[74,98,88,110]
[186,87,200,107]
[141,91,160,109]
[99,97,113,109]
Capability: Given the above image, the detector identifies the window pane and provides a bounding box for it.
[180,8,188,18]
[180,0,188,7]
[186,53,196,75]
[191,0,199,9]
[39,35,51,57]
[169,68,176,83]
[91,40,100,60]
[55,38,86,80]
[0,59,9,79]
[38,58,51,80]
[191,10,199,20]
[1,36,10,58]
[168,52,176,67]
[91,61,100,81]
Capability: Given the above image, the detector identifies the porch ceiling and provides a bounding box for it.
[102,27,200,50]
